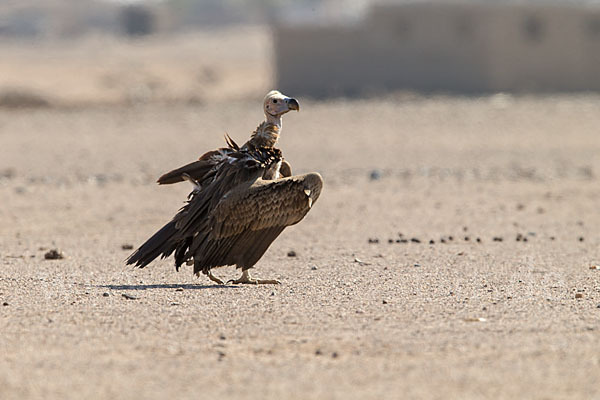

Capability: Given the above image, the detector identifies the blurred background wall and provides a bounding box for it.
[275,2,600,95]
[0,0,599,106]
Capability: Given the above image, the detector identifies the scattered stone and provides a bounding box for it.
[175,287,184,292]
[440,238,447,244]
[413,263,420,267]
[463,226,468,232]
[388,239,394,244]
[2,302,8,306]
[476,238,481,243]
[367,238,379,244]
[463,317,486,322]
[575,293,584,299]
[315,349,322,355]
[121,244,134,250]
[516,233,523,242]
[549,236,556,241]
[170,302,180,306]
[429,240,435,244]
[493,237,503,242]
[287,250,297,257]
[578,237,585,242]
[464,236,470,241]
[590,265,599,270]
[331,352,339,359]
[457,252,465,256]
[448,236,454,241]
[353,257,371,266]
[410,238,421,243]
[516,203,525,211]
[311,266,318,270]
[219,334,226,340]
[369,169,382,180]
[122,293,138,300]
[217,351,226,361]
[382,300,388,304]
[102,292,109,297]
[44,249,64,260]
[0,168,15,179]
[523,237,528,242]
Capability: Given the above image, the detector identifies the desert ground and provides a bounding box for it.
[1,29,600,399]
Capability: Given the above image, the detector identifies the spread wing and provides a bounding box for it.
[127,142,322,274]
[186,172,323,271]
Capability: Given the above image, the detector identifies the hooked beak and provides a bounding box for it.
[287,98,300,112]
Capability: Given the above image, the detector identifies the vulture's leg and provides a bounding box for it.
[227,269,280,285]
[206,270,224,285]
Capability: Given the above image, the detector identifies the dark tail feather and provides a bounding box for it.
[126,220,178,268]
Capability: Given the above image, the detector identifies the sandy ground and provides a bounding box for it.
[1,93,599,400]
[1,30,600,399]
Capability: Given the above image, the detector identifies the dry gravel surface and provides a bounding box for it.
[1,95,600,399]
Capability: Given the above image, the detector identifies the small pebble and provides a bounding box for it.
[287,250,297,257]
[2,302,8,306]
[575,293,584,299]
[315,349,322,355]
[549,236,555,241]
[382,300,388,304]
[578,237,585,242]
[589,265,599,270]
[493,237,503,242]
[388,239,394,244]
[175,287,184,292]
[102,292,109,297]
[448,236,454,241]
[410,238,421,243]
[44,249,64,260]
[367,238,379,244]
[429,240,435,244]
[122,293,138,300]
[476,238,481,243]
[464,236,470,241]
[311,266,318,271]
[369,169,382,180]
[440,238,446,244]
[121,244,134,250]
[331,352,339,359]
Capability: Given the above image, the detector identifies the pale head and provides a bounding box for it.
[263,90,300,120]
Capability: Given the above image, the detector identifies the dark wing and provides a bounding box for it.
[127,146,286,271]
[157,150,223,185]
[157,135,239,185]
[187,172,323,272]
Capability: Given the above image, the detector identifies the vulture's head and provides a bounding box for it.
[264,90,300,118]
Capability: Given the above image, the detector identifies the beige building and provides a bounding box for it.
[274,2,600,95]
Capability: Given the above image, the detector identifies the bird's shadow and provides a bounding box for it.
[97,283,239,291]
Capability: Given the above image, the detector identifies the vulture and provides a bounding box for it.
[126,90,323,284]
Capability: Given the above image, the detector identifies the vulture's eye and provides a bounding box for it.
[272,99,278,103]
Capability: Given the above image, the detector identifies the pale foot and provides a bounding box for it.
[206,270,224,285]
[227,270,280,285]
